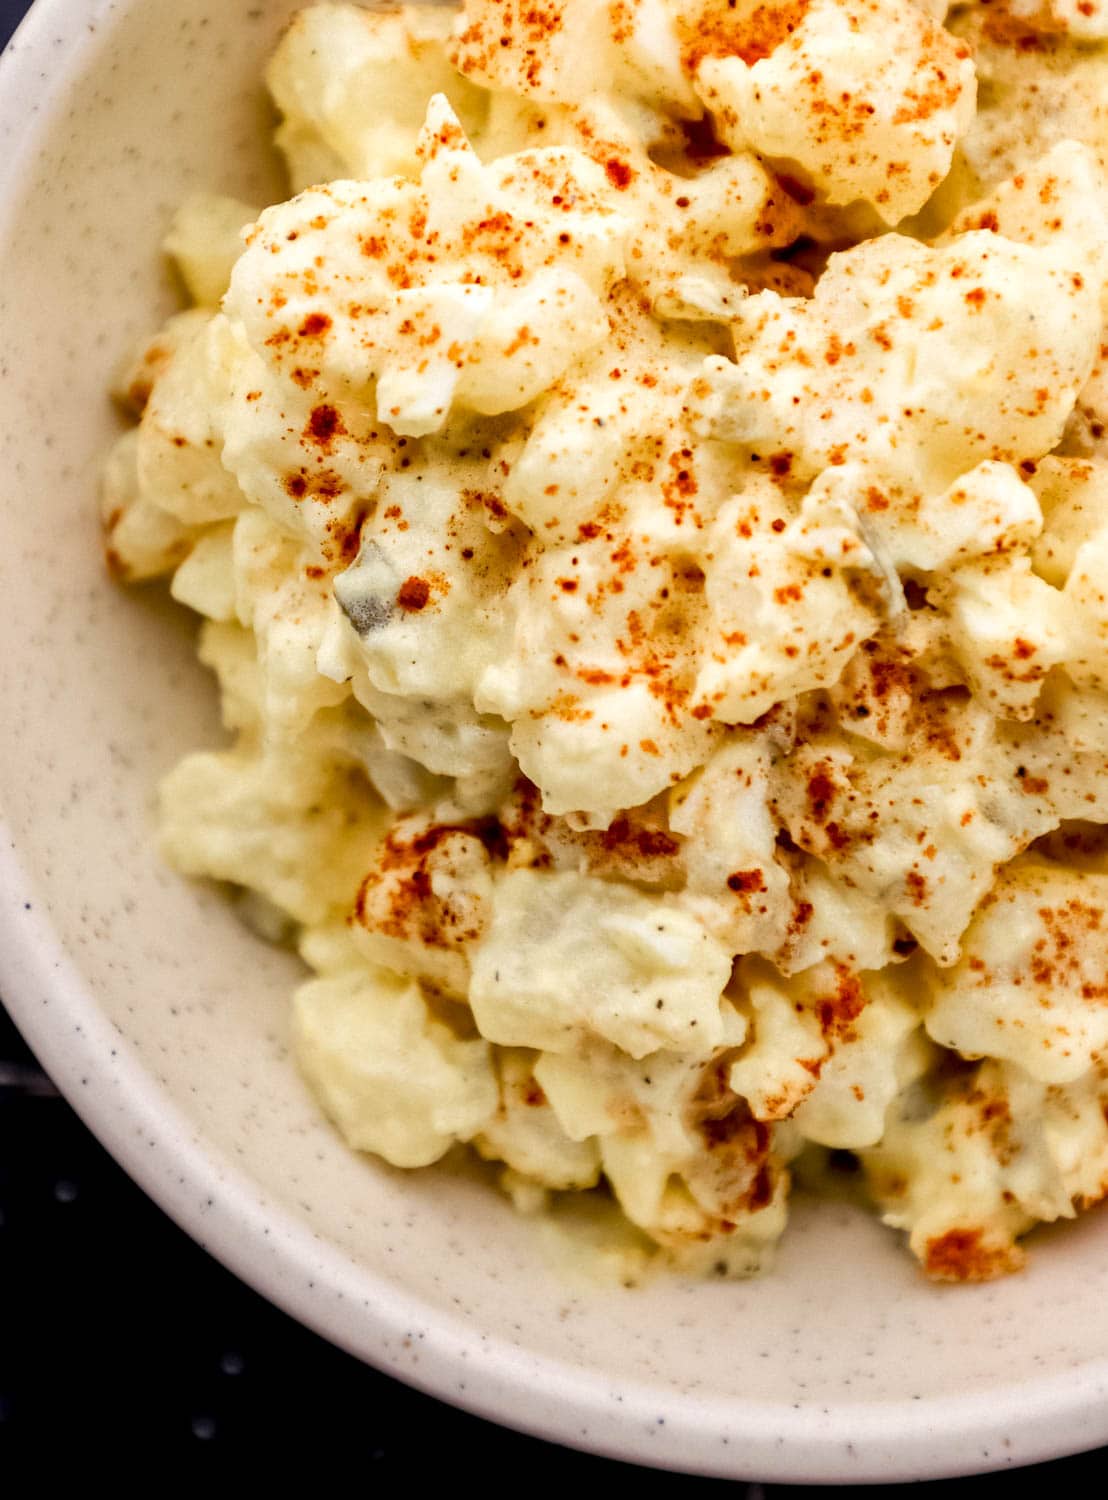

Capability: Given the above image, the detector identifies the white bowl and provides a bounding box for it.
[3,0,1108,1480]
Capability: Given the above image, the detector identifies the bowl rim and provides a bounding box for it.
[5,0,1108,1480]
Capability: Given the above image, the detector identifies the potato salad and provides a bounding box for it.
[103,0,1108,1281]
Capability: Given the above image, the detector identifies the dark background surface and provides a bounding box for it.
[2,0,1107,1478]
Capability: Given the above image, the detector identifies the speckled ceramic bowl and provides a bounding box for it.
[3,0,1108,1481]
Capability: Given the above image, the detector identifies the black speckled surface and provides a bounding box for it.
[5,999,1108,1477]
[2,0,1107,1479]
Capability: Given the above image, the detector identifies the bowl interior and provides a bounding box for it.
[2,0,1108,1481]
